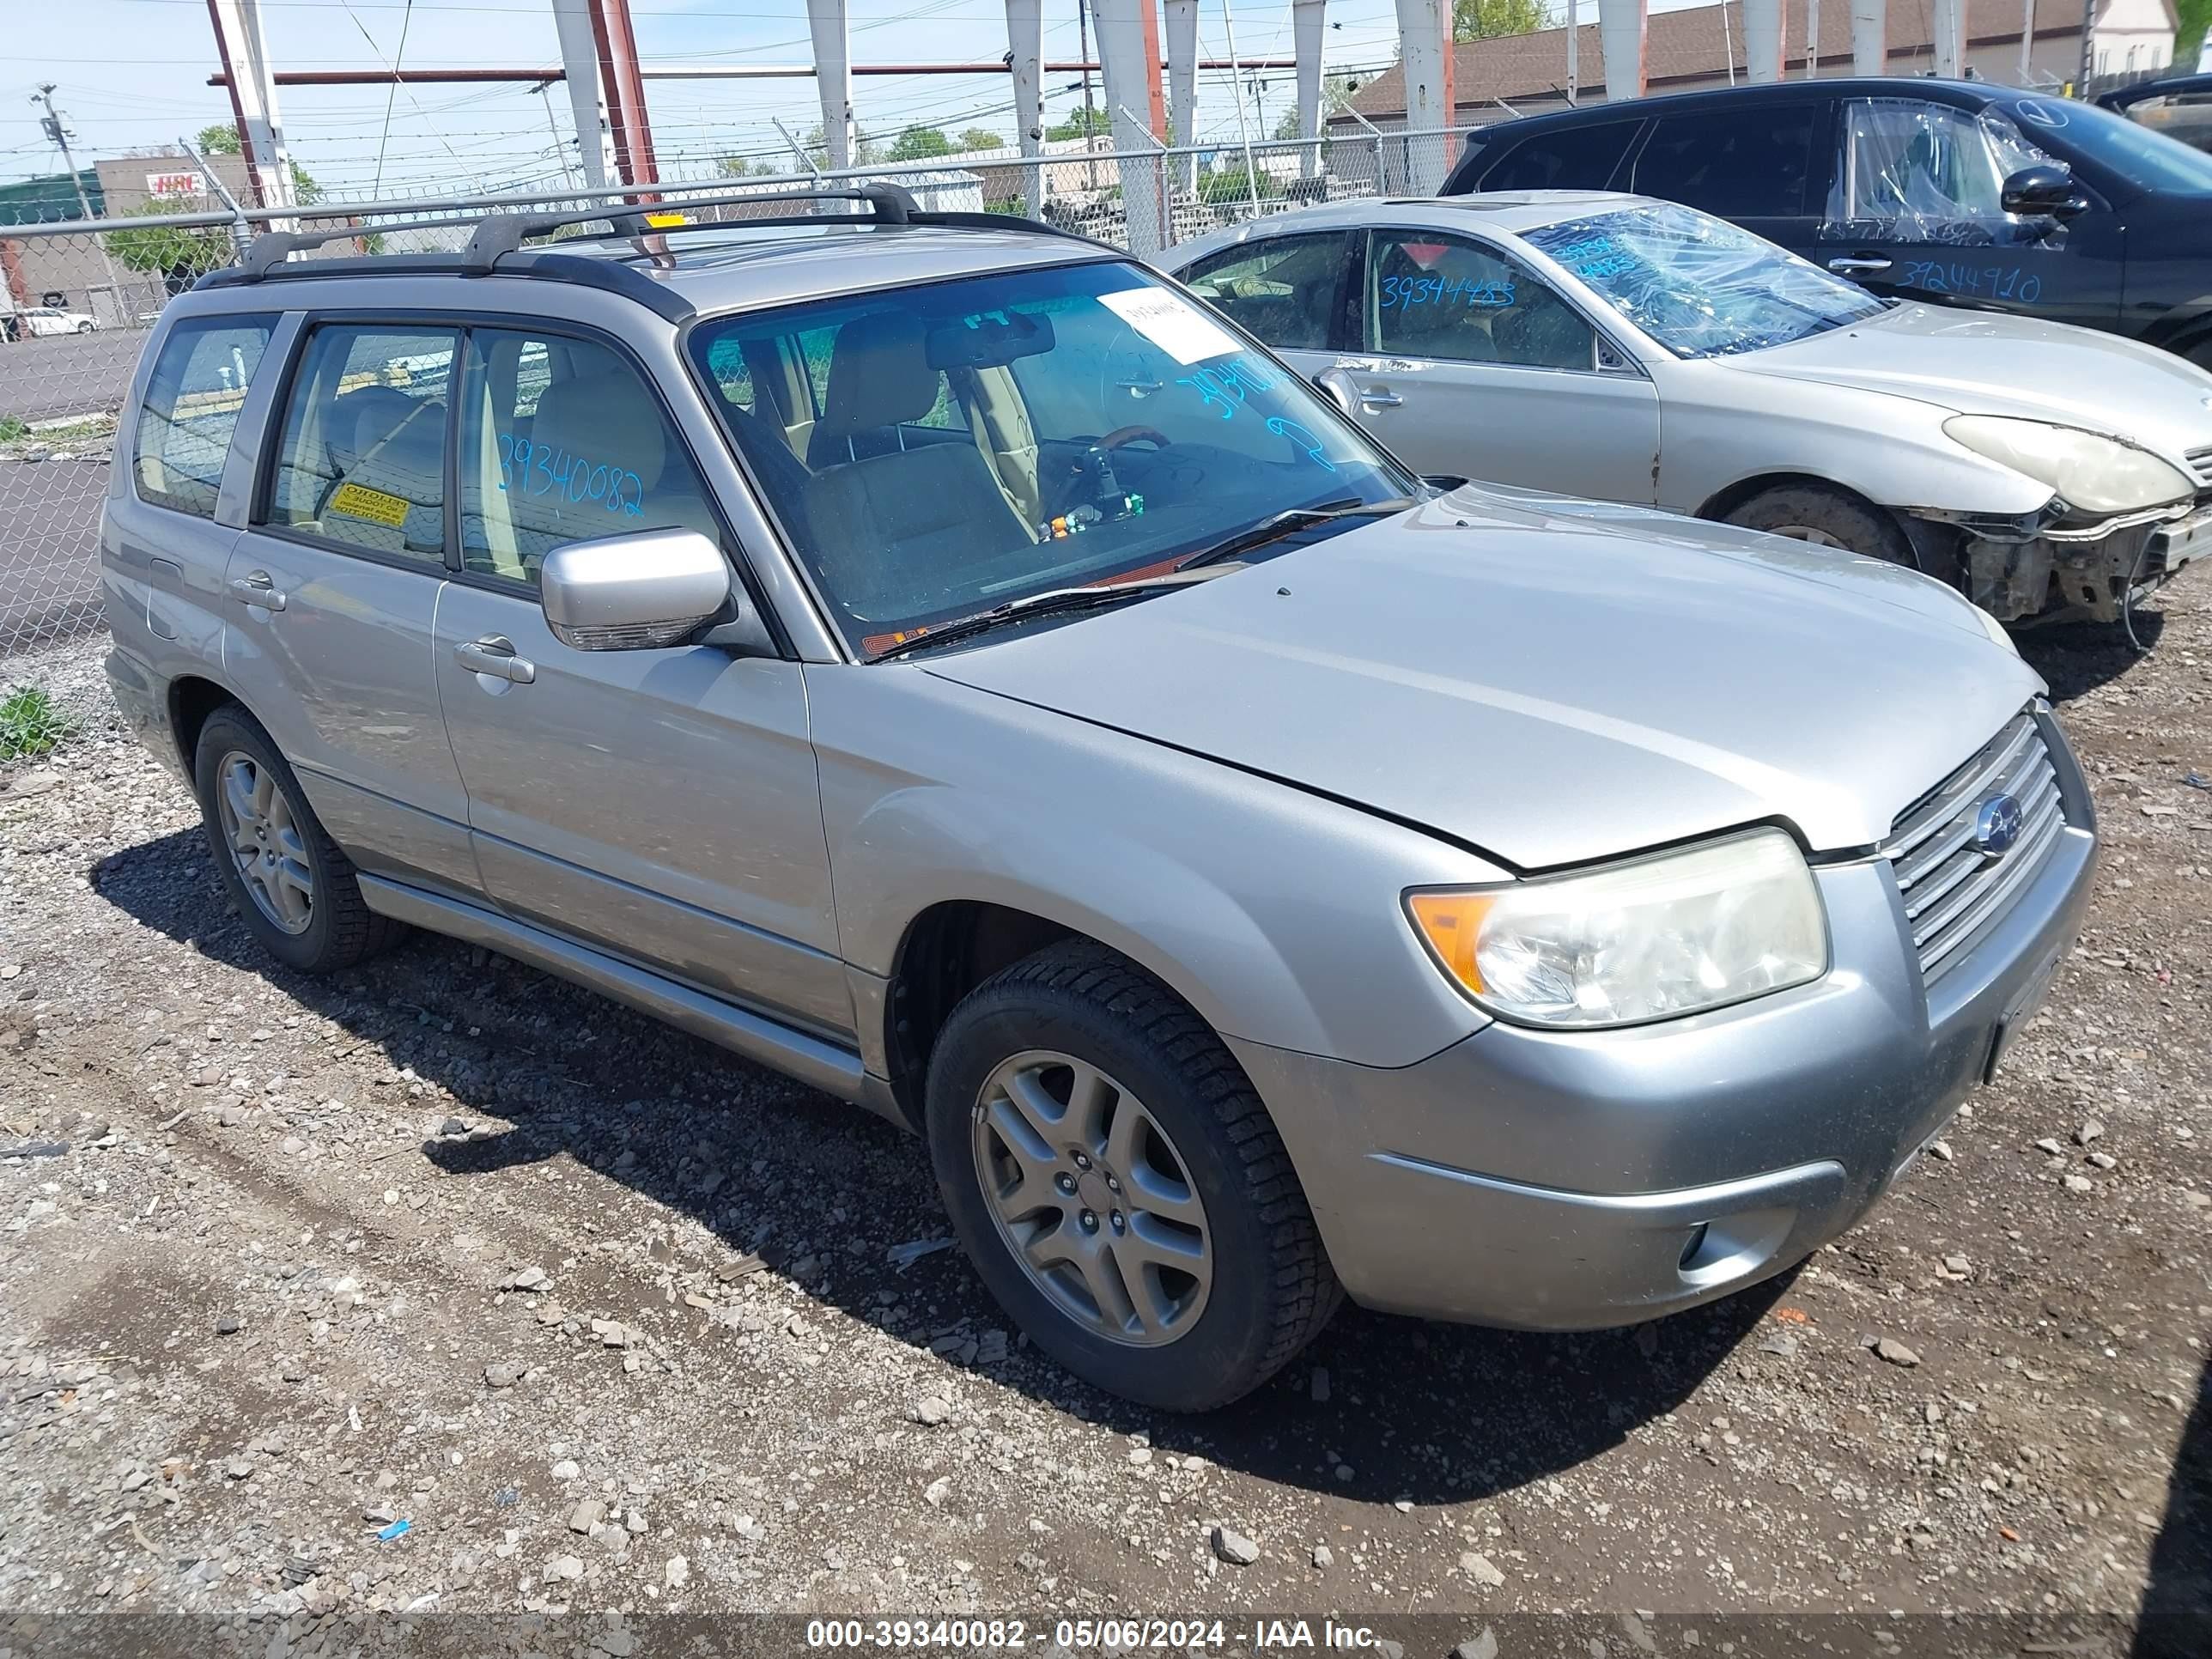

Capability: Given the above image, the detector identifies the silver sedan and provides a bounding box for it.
[1160,191,2212,627]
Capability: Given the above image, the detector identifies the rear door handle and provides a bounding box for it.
[453,635,536,685]
[1827,255,1893,276]
[228,573,287,612]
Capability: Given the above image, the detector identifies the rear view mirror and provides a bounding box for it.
[2001,164,2089,221]
[926,310,1055,371]
[539,528,732,651]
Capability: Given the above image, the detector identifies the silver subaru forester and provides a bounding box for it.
[100,186,2096,1411]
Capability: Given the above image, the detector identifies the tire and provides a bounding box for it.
[191,705,403,974]
[1722,482,1916,566]
[925,940,1340,1411]
[75,321,94,334]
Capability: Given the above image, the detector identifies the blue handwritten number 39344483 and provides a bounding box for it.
[496,432,645,516]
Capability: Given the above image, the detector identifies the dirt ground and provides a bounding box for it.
[1,586,2208,1658]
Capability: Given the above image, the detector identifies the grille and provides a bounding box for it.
[1881,712,2067,981]
[2186,446,2212,490]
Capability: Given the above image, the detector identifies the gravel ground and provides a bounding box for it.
[1,592,2208,1656]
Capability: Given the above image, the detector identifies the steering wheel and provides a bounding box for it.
[1096,424,1171,452]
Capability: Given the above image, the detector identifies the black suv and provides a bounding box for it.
[1440,77,2212,368]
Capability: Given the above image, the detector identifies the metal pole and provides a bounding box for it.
[2077,0,2095,91]
[1221,0,1263,213]
[774,118,825,179]
[179,135,252,262]
[534,81,580,191]
[1567,0,1580,102]
[32,86,127,311]
[1808,0,1820,76]
[1078,0,1100,190]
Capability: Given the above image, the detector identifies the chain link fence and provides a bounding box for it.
[0,125,1476,660]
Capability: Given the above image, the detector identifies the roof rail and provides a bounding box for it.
[456,181,921,274]
[239,214,487,279]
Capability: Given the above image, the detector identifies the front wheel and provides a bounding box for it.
[925,941,1339,1411]
[1723,482,1916,566]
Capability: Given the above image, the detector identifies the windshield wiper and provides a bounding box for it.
[868,566,1243,662]
[1176,495,1419,571]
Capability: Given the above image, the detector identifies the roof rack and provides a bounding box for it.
[194,181,1110,317]
[455,180,923,273]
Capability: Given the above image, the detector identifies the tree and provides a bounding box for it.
[1046,105,1111,142]
[714,155,781,178]
[1453,0,1547,40]
[2179,0,2210,65]
[105,196,231,293]
[958,128,1005,152]
[886,125,954,161]
[1273,70,1364,140]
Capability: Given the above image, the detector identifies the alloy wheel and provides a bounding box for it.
[215,750,315,935]
[969,1049,1212,1346]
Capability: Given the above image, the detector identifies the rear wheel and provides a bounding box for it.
[925,941,1339,1411]
[1723,483,1916,567]
[192,706,403,974]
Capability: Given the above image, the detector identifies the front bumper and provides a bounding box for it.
[1934,499,2209,625]
[1233,718,2099,1331]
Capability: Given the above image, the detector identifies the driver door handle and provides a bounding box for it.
[454,635,536,684]
[1358,388,1404,410]
[228,572,287,611]
[1827,255,1893,276]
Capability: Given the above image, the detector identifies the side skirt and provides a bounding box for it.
[357,875,907,1129]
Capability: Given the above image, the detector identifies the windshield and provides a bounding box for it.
[1521,202,1887,359]
[2008,94,2212,195]
[687,260,1412,656]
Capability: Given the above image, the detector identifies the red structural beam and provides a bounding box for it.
[210,58,1298,87]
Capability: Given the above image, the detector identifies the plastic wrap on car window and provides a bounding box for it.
[1821,98,2063,248]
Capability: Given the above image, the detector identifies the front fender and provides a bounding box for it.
[1664,374,2057,520]
[804,663,1503,1069]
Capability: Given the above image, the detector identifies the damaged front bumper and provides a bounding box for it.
[1905,495,2212,625]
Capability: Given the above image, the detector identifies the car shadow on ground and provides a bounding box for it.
[2135,1352,2212,1659]
[2018,607,2165,704]
[97,825,1779,1505]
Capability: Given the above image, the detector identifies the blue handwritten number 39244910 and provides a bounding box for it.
[496,432,645,516]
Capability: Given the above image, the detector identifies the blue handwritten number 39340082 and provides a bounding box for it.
[496,432,645,516]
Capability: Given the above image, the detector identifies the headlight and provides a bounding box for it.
[1406,829,1827,1029]
[1942,416,2192,514]
[1972,599,2021,656]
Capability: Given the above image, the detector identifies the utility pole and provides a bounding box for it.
[32,84,124,320]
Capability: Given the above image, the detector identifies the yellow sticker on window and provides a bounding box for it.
[329,482,413,528]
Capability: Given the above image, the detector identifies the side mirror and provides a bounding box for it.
[1310,368,1359,417]
[539,528,732,651]
[2001,164,2089,222]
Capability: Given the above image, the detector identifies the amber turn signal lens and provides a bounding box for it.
[1406,890,1498,994]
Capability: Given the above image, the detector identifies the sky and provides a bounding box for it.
[3,0,1721,204]
[4,0,1486,203]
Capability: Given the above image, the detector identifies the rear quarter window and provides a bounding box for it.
[132,314,279,520]
[1479,121,1642,191]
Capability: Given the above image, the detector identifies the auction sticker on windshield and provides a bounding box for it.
[1099,285,1242,364]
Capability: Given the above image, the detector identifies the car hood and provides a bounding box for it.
[1725,303,2212,467]
[923,487,2044,871]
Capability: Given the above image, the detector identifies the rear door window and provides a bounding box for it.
[261,325,457,562]
[1634,105,1820,217]
[1480,122,1642,191]
[1180,232,1350,350]
[132,314,278,519]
